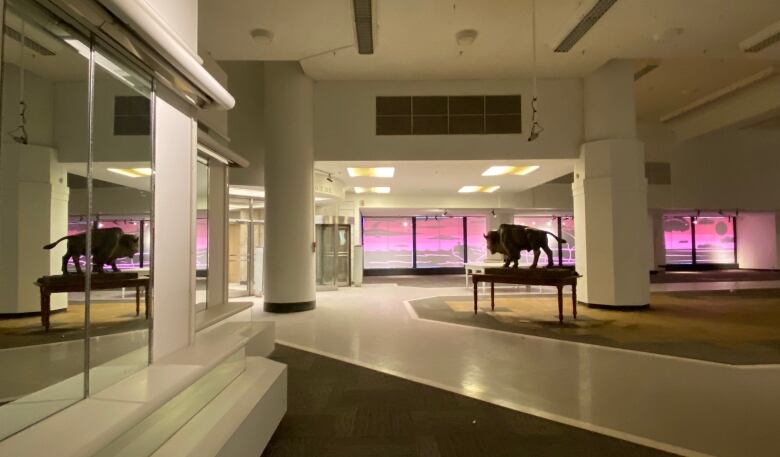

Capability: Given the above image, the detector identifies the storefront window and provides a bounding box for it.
[415,217,465,268]
[694,216,735,264]
[664,216,694,264]
[363,217,413,269]
[0,0,154,436]
[560,217,576,265]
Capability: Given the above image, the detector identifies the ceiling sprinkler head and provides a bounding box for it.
[249,28,274,45]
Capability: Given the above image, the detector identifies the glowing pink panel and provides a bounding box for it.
[415,217,464,268]
[466,217,487,263]
[363,218,413,269]
[663,216,693,265]
[695,216,735,264]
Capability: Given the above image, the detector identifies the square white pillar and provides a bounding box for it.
[573,139,650,308]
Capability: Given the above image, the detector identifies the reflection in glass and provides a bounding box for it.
[0,0,89,437]
[88,43,153,394]
[228,197,251,297]
[466,216,487,263]
[196,159,209,308]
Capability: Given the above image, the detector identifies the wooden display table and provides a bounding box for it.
[472,268,579,323]
[34,273,150,331]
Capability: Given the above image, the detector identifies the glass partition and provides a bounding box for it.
[196,159,209,309]
[0,0,155,437]
[664,216,694,265]
[88,42,153,394]
[695,216,735,264]
[465,216,487,263]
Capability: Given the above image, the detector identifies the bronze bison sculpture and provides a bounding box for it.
[484,223,566,268]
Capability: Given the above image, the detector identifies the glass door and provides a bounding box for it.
[336,224,351,286]
[228,197,251,297]
[316,223,337,290]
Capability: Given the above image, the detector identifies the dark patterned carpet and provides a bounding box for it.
[261,345,671,457]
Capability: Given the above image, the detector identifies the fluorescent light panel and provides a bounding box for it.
[347,167,394,178]
[107,167,152,178]
[481,165,539,176]
[353,186,391,194]
[458,185,500,193]
[554,0,617,53]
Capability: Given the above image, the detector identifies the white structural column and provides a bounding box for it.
[263,62,316,312]
[573,60,650,308]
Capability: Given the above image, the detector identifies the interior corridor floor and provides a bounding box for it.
[262,344,670,457]
[250,279,780,457]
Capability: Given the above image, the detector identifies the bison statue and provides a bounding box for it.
[484,224,566,268]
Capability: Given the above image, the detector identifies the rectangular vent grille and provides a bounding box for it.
[555,0,618,53]
[353,0,374,54]
[4,25,55,56]
[634,63,659,81]
[114,96,151,136]
[376,95,521,135]
[743,32,780,53]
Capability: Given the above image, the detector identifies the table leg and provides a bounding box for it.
[473,279,478,315]
[572,284,577,319]
[465,269,469,288]
[490,282,495,311]
[557,286,563,323]
[41,288,50,331]
[135,285,141,316]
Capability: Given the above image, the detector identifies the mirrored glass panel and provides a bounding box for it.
[0,0,89,437]
[88,42,153,394]
[196,159,209,309]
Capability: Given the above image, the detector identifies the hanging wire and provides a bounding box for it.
[528,0,543,142]
[9,20,29,144]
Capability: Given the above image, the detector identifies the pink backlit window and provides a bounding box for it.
[363,218,413,269]
[415,217,464,268]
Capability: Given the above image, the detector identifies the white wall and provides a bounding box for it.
[314,78,583,161]
[737,212,778,269]
[222,61,265,187]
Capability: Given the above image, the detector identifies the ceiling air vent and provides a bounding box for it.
[740,20,780,53]
[352,0,374,54]
[4,25,55,56]
[554,0,618,53]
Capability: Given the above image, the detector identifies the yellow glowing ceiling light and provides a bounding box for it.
[107,167,150,178]
[458,185,501,193]
[347,167,395,178]
[353,186,391,194]
[481,165,540,176]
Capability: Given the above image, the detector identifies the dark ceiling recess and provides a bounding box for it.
[554,0,618,53]
[634,63,659,81]
[353,0,373,54]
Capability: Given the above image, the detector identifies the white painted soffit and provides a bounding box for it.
[98,0,235,110]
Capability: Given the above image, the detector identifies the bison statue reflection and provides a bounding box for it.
[484,224,566,268]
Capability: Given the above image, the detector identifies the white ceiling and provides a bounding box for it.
[200,0,780,124]
[316,159,573,195]
[200,0,780,79]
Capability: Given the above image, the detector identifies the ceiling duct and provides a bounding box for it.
[352,0,373,54]
[740,20,780,53]
[634,62,659,81]
[4,25,55,56]
[554,0,618,53]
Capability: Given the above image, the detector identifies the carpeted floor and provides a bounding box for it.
[0,300,149,349]
[409,289,780,365]
[364,270,780,289]
[261,345,671,457]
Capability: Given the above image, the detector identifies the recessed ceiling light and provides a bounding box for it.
[353,186,391,194]
[107,168,150,178]
[347,167,395,178]
[458,185,501,193]
[481,165,539,176]
[249,28,274,45]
